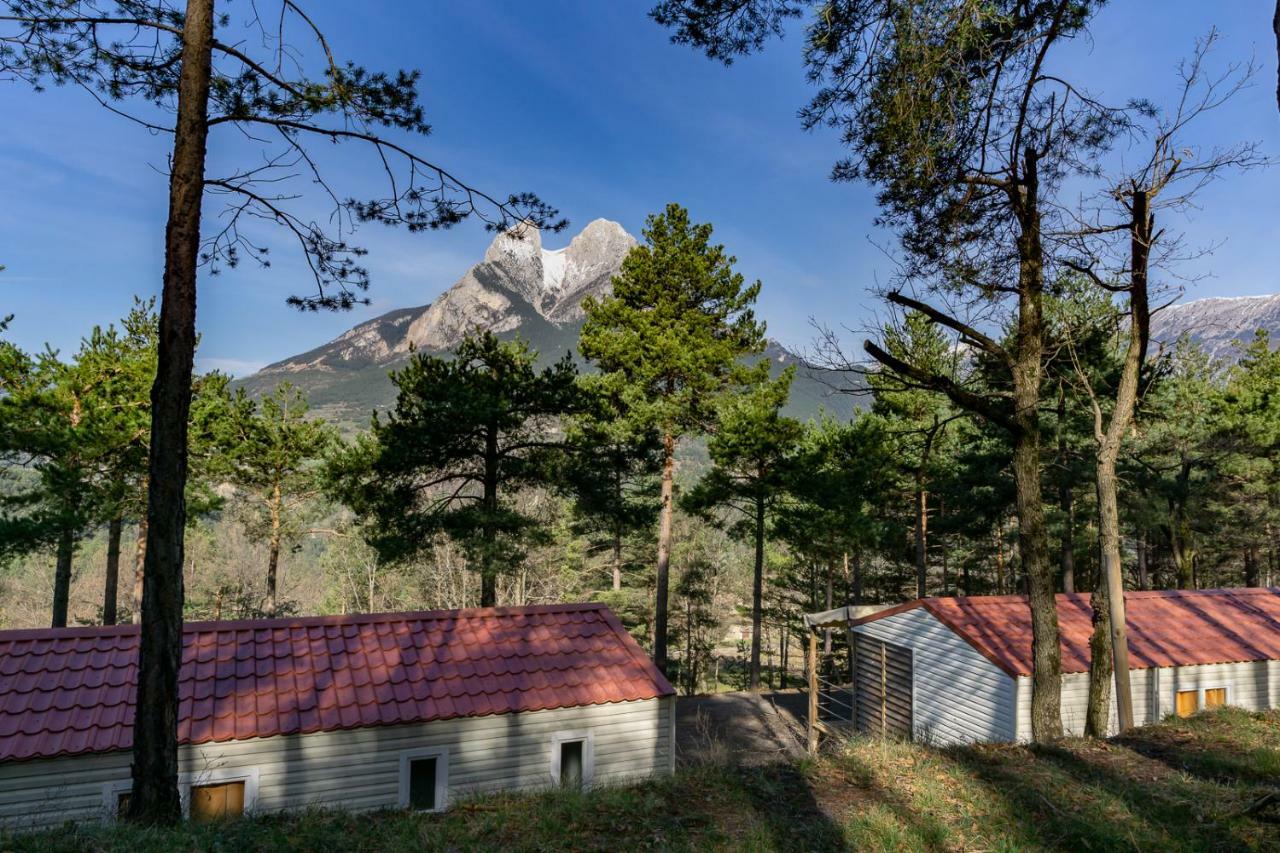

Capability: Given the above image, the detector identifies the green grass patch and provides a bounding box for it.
[6,710,1277,852]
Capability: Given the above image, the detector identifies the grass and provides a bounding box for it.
[6,708,1278,852]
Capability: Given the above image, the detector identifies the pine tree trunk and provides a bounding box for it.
[1058,383,1076,594]
[823,564,833,656]
[132,519,147,625]
[51,526,75,628]
[849,551,862,606]
[1086,188,1151,736]
[266,481,282,617]
[915,479,929,599]
[1136,531,1150,591]
[1084,566,1113,737]
[480,425,499,608]
[1012,146,1063,743]
[612,533,622,592]
[653,430,675,675]
[1246,545,1261,587]
[749,487,765,692]
[129,0,215,824]
[103,515,123,625]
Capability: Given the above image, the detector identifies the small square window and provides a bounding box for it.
[559,740,584,789]
[409,757,438,810]
[190,780,246,823]
[1175,689,1199,718]
[398,747,448,811]
[116,791,132,816]
[1204,687,1227,709]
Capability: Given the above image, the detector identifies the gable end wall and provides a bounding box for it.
[852,607,1017,745]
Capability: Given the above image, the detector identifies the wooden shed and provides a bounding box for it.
[0,603,675,831]
[805,588,1280,747]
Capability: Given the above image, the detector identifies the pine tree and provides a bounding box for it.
[211,383,337,617]
[579,203,765,675]
[561,371,662,594]
[333,332,580,607]
[684,367,802,690]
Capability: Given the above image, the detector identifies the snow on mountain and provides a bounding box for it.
[1150,294,1280,358]
[237,218,849,428]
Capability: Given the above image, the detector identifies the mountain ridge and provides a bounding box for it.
[237,219,853,428]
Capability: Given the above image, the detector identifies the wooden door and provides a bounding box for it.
[1175,690,1198,718]
[190,781,245,823]
[853,635,913,739]
[1204,688,1226,710]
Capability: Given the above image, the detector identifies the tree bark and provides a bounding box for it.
[1245,545,1261,587]
[1012,146,1063,743]
[129,0,215,825]
[1086,188,1152,735]
[848,551,862,607]
[748,485,765,692]
[914,427,934,599]
[612,530,622,592]
[1084,562,1113,737]
[265,480,282,617]
[51,526,75,628]
[1057,383,1076,594]
[131,518,147,625]
[653,430,675,675]
[480,424,499,608]
[104,515,123,625]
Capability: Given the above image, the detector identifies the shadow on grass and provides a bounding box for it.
[1113,710,1280,788]
[950,739,1277,852]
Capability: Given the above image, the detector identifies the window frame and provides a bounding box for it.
[1200,684,1231,709]
[1174,688,1200,718]
[180,766,260,819]
[549,729,595,788]
[397,746,450,812]
[100,778,134,819]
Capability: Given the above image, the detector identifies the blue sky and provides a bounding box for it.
[2,1,1278,375]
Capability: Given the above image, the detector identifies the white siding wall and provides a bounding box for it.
[852,608,1018,746]
[1014,659,1280,740]
[0,696,674,833]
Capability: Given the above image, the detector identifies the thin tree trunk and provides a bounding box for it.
[51,526,75,628]
[915,479,929,599]
[612,532,622,592]
[849,551,862,607]
[129,0,215,824]
[1085,187,1151,736]
[132,519,147,625]
[1136,530,1150,591]
[823,564,833,656]
[1058,382,1076,594]
[1012,145,1063,743]
[104,515,123,625]
[266,481,282,618]
[749,488,765,692]
[653,430,675,675]
[1246,545,1261,587]
[480,425,499,608]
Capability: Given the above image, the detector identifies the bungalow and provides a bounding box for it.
[0,602,675,831]
[804,588,1280,746]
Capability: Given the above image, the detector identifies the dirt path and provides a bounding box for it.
[676,689,808,767]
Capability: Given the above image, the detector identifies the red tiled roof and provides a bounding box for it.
[853,588,1280,677]
[0,603,673,763]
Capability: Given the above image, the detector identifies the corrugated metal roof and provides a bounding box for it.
[0,603,673,763]
[852,588,1280,677]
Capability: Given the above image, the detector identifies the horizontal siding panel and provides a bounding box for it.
[854,608,1016,745]
[0,696,674,833]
